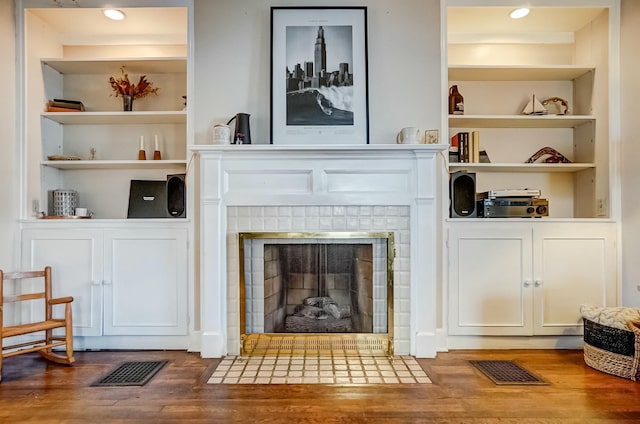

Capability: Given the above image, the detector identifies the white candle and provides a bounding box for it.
[154,135,159,151]
[139,135,144,150]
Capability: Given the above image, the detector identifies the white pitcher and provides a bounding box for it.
[396,127,421,144]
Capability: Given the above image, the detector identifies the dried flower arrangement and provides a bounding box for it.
[108,66,159,99]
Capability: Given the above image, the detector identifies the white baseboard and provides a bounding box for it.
[68,331,583,356]
[436,328,449,352]
[445,335,584,350]
[200,331,226,358]
[188,330,202,352]
[73,335,191,351]
[413,332,438,358]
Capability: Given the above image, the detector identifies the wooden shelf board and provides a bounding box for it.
[448,65,594,81]
[41,57,186,74]
[449,114,594,128]
[24,218,190,223]
[42,111,186,125]
[448,163,595,173]
[41,160,187,170]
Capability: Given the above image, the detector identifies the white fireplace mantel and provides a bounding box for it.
[190,144,448,358]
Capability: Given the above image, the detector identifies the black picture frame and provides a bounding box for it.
[270,6,370,145]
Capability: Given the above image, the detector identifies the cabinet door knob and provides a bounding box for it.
[534,280,543,287]
[91,280,101,286]
[103,280,112,285]
[524,280,531,287]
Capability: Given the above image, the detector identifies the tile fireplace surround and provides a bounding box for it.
[191,144,447,358]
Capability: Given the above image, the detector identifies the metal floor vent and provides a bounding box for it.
[470,360,547,385]
[92,361,168,387]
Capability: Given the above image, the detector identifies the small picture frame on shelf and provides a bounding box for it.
[425,129,439,144]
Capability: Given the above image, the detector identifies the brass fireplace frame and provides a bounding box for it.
[238,232,395,356]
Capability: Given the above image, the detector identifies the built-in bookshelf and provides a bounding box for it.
[447,62,601,218]
[444,2,619,350]
[36,56,187,218]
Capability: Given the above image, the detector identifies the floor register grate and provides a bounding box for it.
[92,360,168,387]
[470,360,548,385]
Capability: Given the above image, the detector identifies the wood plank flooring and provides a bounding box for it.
[1,349,639,423]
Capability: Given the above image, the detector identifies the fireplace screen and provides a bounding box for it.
[264,243,373,333]
[240,233,393,344]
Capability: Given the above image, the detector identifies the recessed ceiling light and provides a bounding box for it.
[103,9,126,21]
[509,8,530,19]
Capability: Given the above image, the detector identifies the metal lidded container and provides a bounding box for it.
[53,189,78,216]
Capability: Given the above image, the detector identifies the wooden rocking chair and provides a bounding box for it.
[0,266,75,382]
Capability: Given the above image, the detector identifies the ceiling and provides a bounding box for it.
[27,6,606,46]
[27,7,187,45]
[448,7,606,44]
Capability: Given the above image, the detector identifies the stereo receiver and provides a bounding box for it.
[477,197,549,218]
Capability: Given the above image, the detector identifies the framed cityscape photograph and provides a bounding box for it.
[270,7,369,145]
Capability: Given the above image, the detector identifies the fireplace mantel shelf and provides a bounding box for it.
[189,144,448,153]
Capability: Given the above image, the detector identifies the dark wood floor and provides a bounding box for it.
[1,349,639,423]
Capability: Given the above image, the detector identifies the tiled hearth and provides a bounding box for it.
[208,355,431,385]
[193,145,446,358]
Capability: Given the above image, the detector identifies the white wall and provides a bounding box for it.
[193,0,442,145]
[620,0,640,307]
[0,0,17,270]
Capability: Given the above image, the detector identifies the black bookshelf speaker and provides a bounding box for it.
[166,174,186,218]
[450,171,477,218]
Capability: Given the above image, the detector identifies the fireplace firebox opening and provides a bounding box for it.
[239,232,394,356]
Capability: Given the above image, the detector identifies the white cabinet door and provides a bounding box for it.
[102,228,188,336]
[448,223,533,335]
[21,228,104,336]
[532,223,617,335]
[448,221,617,337]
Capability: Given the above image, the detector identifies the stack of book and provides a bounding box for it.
[46,98,85,112]
[450,131,478,163]
[450,131,490,163]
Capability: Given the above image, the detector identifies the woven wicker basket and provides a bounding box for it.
[583,318,640,381]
